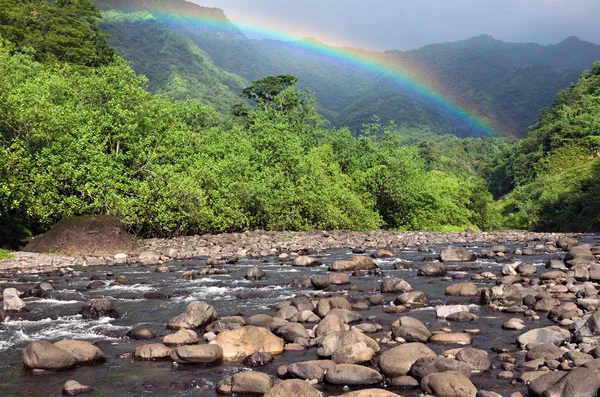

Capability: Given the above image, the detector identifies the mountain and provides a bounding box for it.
[93,0,600,137]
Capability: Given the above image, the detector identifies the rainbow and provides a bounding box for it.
[104,3,502,137]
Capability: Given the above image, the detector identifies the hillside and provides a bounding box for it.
[92,0,600,137]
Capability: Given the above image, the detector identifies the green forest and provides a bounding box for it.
[0,0,599,248]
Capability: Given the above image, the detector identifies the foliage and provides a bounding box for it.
[0,0,115,66]
[0,248,14,260]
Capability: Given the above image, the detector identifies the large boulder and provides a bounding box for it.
[317,330,380,358]
[215,326,284,361]
[445,283,478,297]
[62,380,93,396]
[418,263,447,277]
[53,340,106,364]
[381,278,413,293]
[134,344,172,360]
[2,288,25,311]
[481,284,523,307]
[315,315,345,337]
[421,371,477,397]
[79,298,119,319]
[535,367,600,397]
[315,296,351,317]
[410,356,471,380]
[205,316,245,334]
[245,266,265,281]
[329,256,377,271]
[218,371,273,395]
[22,341,76,370]
[292,256,322,267]
[167,301,217,330]
[24,215,135,255]
[170,344,223,364]
[394,291,429,308]
[440,247,476,262]
[342,391,403,397]
[163,329,198,346]
[455,348,491,372]
[391,316,431,343]
[287,361,328,382]
[263,379,320,397]
[331,342,376,365]
[517,326,571,348]
[574,311,600,341]
[379,342,436,377]
[325,364,383,386]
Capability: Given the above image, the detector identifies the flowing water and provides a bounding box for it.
[1,237,597,396]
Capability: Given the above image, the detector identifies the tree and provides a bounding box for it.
[241,74,298,104]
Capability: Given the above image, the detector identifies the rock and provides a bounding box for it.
[343,390,403,397]
[244,352,274,367]
[516,263,537,276]
[421,371,478,397]
[79,298,119,319]
[574,311,600,341]
[371,249,395,258]
[328,273,351,285]
[325,308,362,324]
[54,340,106,364]
[418,262,447,277]
[410,356,472,379]
[126,327,155,340]
[115,275,128,284]
[216,326,284,361]
[180,271,195,280]
[170,344,223,364]
[292,256,322,267]
[541,367,600,397]
[446,283,478,296]
[167,301,217,330]
[440,247,476,262]
[206,316,245,334]
[245,266,265,280]
[557,238,578,250]
[325,364,383,386]
[436,305,469,319]
[394,260,413,269]
[315,315,345,337]
[22,341,76,370]
[2,288,25,311]
[317,330,380,358]
[481,284,523,307]
[287,361,326,382]
[429,333,473,345]
[516,326,571,348]
[144,292,169,299]
[381,278,413,293]
[391,316,431,343]
[528,372,568,397]
[274,306,298,320]
[263,379,321,397]
[163,329,198,346]
[456,348,491,372]
[394,291,429,308]
[315,296,351,317]
[446,311,477,322]
[526,344,563,361]
[62,380,92,396]
[503,318,527,330]
[330,256,377,271]
[134,344,171,360]
[379,342,436,377]
[310,274,330,290]
[246,314,274,328]
[331,341,376,364]
[223,371,273,395]
[276,323,310,342]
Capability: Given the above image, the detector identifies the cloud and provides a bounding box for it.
[192,0,600,50]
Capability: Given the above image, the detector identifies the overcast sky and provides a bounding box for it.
[193,0,600,51]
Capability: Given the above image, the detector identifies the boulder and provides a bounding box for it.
[315,315,345,337]
[53,340,106,364]
[446,283,478,297]
[421,371,477,397]
[317,330,380,358]
[342,390,403,397]
[379,342,436,377]
[126,326,155,340]
[170,344,223,364]
[528,372,568,397]
[134,344,172,360]
[310,274,330,290]
[205,316,245,334]
[163,329,198,346]
[456,348,491,372]
[418,263,447,277]
[540,367,600,397]
[276,323,310,342]
[325,308,362,324]
[394,291,429,308]
[79,298,119,319]
[391,316,431,343]
[440,247,476,262]
[381,278,413,293]
[331,341,376,364]
[245,266,265,281]
[329,256,377,271]
[243,352,274,367]
[574,311,600,341]
[220,371,273,395]
[436,305,469,319]
[371,249,395,258]
[516,326,570,348]
[328,273,351,285]
[325,364,383,386]
[2,288,25,311]
[287,361,328,382]
[481,284,523,307]
[167,301,217,330]
[292,256,321,267]
[216,326,284,361]
[22,341,76,370]
[263,379,321,397]
[62,380,92,396]
[315,296,351,317]
[410,356,471,380]
[429,333,473,345]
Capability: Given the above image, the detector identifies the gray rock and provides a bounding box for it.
[325,364,383,386]
[392,316,431,343]
[409,356,471,380]
[456,348,491,372]
[79,298,119,319]
[169,344,223,364]
[517,327,570,348]
[379,342,436,377]
[418,263,448,276]
[2,288,25,311]
[62,380,92,396]
[421,371,477,397]
[167,301,217,330]
[22,341,76,370]
[245,266,265,281]
[440,247,476,262]
[381,278,413,293]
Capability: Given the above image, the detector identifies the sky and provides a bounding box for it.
[193,0,600,51]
